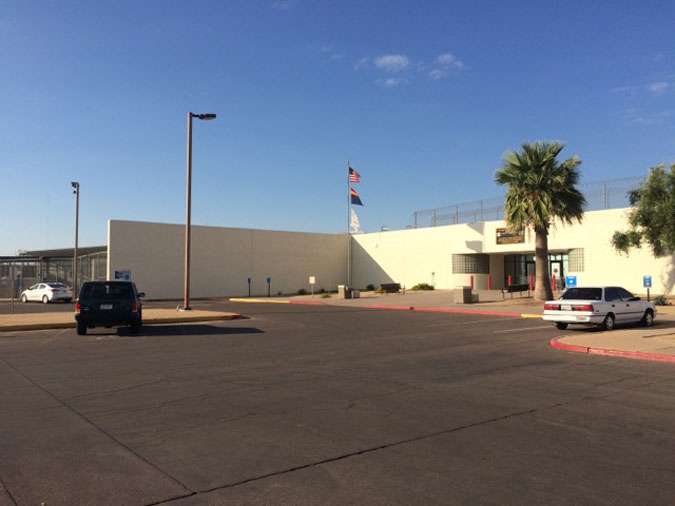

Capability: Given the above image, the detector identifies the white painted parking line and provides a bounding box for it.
[429,317,522,327]
[493,325,552,333]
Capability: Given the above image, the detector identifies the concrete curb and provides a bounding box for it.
[228,298,542,319]
[549,336,675,364]
[0,313,242,333]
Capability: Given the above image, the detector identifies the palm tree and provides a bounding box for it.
[495,141,586,301]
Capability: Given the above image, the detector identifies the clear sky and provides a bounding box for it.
[1,0,674,255]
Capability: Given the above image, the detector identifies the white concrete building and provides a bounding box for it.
[106,208,673,298]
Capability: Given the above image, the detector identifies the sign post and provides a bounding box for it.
[267,277,271,298]
[643,275,652,302]
[247,277,251,297]
[309,276,316,296]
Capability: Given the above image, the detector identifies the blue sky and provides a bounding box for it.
[1,0,674,255]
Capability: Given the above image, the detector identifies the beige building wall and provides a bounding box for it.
[107,220,348,299]
[352,208,674,295]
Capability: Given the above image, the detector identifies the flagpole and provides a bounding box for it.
[347,159,351,287]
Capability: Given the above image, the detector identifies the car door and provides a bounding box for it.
[604,287,627,323]
[25,284,38,301]
[617,287,644,322]
[35,284,47,301]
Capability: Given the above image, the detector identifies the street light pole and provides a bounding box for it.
[183,112,216,310]
[71,182,80,296]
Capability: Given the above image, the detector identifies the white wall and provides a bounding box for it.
[352,209,674,295]
[107,220,348,299]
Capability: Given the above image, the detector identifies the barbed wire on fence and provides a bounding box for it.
[412,176,645,229]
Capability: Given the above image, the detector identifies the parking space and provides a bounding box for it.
[1,303,674,505]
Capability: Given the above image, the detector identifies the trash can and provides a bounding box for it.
[454,286,472,304]
[338,285,352,299]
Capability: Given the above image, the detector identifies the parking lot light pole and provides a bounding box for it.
[71,182,80,296]
[184,112,216,311]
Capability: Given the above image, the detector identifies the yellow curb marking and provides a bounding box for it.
[520,313,542,319]
[229,298,290,304]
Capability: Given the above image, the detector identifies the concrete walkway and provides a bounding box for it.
[0,308,242,332]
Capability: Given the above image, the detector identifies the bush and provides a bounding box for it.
[366,284,375,291]
[320,293,331,299]
[411,283,435,291]
[653,294,671,306]
[297,288,307,295]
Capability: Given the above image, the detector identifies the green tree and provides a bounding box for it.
[612,163,675,257]
[495,141,586,301]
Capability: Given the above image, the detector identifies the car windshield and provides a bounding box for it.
[559,288,602,301]
[82,283,132,299]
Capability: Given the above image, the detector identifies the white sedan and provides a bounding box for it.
[20,282,74,304]
[543,286,656,331]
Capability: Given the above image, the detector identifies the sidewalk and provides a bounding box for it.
[0,308,242,333]
[551,322,675,363]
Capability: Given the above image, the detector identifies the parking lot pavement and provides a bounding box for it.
[1,304,674,505]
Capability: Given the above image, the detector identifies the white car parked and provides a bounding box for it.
[543,286,656,331]
[20,282,74,304]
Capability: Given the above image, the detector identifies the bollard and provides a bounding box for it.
[487,274,492,291]
[470,275,474,291]
[508,275,512,286]
[529,274,534,292]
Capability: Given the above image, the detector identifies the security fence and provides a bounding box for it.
[0,251,106,299]
[411,176,644,229]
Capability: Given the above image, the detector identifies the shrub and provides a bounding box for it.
[411,283,435,291]
[653,294,671,306]
[366,284,375,291]
[320,293,331,299]
[297,288,307,295]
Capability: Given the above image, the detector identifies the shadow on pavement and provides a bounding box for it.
[116,325,264,337]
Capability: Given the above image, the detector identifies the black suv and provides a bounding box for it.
[75,281,145,335]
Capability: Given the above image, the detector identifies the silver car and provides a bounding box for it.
[543,286,656,331]
[20,282,74,304]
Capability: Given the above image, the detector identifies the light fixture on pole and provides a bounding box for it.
[183,112,216,310]
[71,181,80,297]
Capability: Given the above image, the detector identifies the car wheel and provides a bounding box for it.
[600,314,615,331]
[555,322,568,330]
[76,323,87,335]
[42,295,49,304]
[641,309,654,327]
[21,294,28,303]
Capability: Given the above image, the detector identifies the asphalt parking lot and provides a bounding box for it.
[1,302,674,506]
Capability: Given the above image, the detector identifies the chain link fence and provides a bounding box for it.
[411,176,644,229]
[0,251,107,299]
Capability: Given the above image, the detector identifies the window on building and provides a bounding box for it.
[569,249,584,272]
[452,254,490,274]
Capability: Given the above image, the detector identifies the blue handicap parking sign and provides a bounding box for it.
[266,277,271,284]
[565,275,577,287]
[643,275,652,288]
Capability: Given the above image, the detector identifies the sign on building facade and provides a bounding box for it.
[496,228,525,245]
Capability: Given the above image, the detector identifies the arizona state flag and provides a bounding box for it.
[350,188,363,206]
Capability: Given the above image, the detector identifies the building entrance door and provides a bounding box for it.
[550,261,563,290]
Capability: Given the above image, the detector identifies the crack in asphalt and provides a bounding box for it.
[0,355,195,498]
[144,405,542,505]
[62,377,167,401]
[0,473,18,506]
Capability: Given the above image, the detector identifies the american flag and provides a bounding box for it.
[348,167,361,183]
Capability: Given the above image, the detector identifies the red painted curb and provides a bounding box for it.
[549,337,675,363]
[549,337,589,354]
